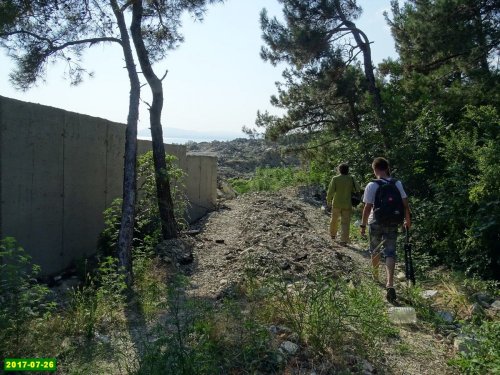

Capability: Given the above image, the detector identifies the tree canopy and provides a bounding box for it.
[259,0,500,278]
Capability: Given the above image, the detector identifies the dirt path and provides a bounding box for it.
[176,188,457,374]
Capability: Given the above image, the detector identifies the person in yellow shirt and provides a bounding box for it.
[326,163,360,245]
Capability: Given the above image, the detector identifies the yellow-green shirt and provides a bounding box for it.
[327,174,360,209]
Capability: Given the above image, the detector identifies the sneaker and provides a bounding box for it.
[386,287,397,303]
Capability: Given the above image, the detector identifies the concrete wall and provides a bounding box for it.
[0,96,216,275]
[186,153,218,222]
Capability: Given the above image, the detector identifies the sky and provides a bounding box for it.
[0,0,398,142]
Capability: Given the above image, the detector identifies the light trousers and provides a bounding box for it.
[330,207,352,242]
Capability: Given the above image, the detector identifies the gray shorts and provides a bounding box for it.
[369,223,398,260]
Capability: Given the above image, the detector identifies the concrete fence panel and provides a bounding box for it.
[1,96,217,275]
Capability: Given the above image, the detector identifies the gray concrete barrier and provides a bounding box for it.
[0,96,217,275]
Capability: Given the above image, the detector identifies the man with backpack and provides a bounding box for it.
[359,157,411,303]
[327,163,361,245]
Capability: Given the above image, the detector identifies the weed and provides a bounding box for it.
[0,237,55,356]
[450,320,500,375]
[229,166,314,194]
[263,273,397,359]
[398,284,441,324]
[67,256,126,339]
[132,248,168,321]
[135,276,280,374]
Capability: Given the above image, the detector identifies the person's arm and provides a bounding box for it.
[403,197,411,229]
[360,203,372,236]
[326,177,335,207]
[396,181,411,229]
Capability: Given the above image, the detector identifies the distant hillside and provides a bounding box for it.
[186,138,300,179]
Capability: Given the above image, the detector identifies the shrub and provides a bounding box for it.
[98,152,187,256]
[0,238,54,355]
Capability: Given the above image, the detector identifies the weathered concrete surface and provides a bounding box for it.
[0,96,217,275]
[186,153,217,222]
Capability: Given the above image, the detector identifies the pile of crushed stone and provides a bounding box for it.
[157,188,355,299]
[155,187,456,375]
[186,138,300,179]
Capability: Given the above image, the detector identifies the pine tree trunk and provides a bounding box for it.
[111,0,141,285]
[131,0,177,240]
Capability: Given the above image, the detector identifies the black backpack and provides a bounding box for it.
[373,179,405,225]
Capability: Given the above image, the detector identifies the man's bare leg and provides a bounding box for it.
[386,256,395,288]
[371,252,380,281]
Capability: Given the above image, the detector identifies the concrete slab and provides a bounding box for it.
[0,97,35,254]
[63,112,108,267]
[105,121,126,207]
[29,103,65,274]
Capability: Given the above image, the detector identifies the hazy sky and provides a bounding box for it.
[0,0,398,140]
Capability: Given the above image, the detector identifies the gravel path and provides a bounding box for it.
[163,188,457,374]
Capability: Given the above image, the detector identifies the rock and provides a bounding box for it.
[437,310,454,323]
[157,238,195,266]
[421,290,438,299]
[489,300,500,311]
[268,325,278,335]
[361,359,375,374]
[219,279,228,286]
[471,303,485,316]
[179,253,194,265]
[472,292,493,304]
[396,272,406,282]
[454,334,478,354]
[95,332,111,344]
[288,332,300,343]
[279,261,291,270]
[280,341,299,356]
[219,180,238,199]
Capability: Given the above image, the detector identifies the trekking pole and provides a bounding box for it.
[404,227,416,285]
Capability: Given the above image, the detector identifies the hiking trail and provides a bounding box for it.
[163,187,456,374]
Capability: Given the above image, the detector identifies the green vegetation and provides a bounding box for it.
[450,320,500,375]
[395,271,500,375]
[256,0,499,280]
[0,238,55,356]
[0,239,400,374]
[260,274,397,358]
[136,269,398,374]
[229,165,326,194]
[98,152,187,257]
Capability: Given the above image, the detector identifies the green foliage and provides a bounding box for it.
[258,0,499,281]
[68,256,126,339]
[0,238,55,355]
[398,285,443,325]
[132,248,168,321]
[136,276,280,375]
[229,166,321,194]
[450,320,500,375]
[264,274,397,358]
[98,152,187,256]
